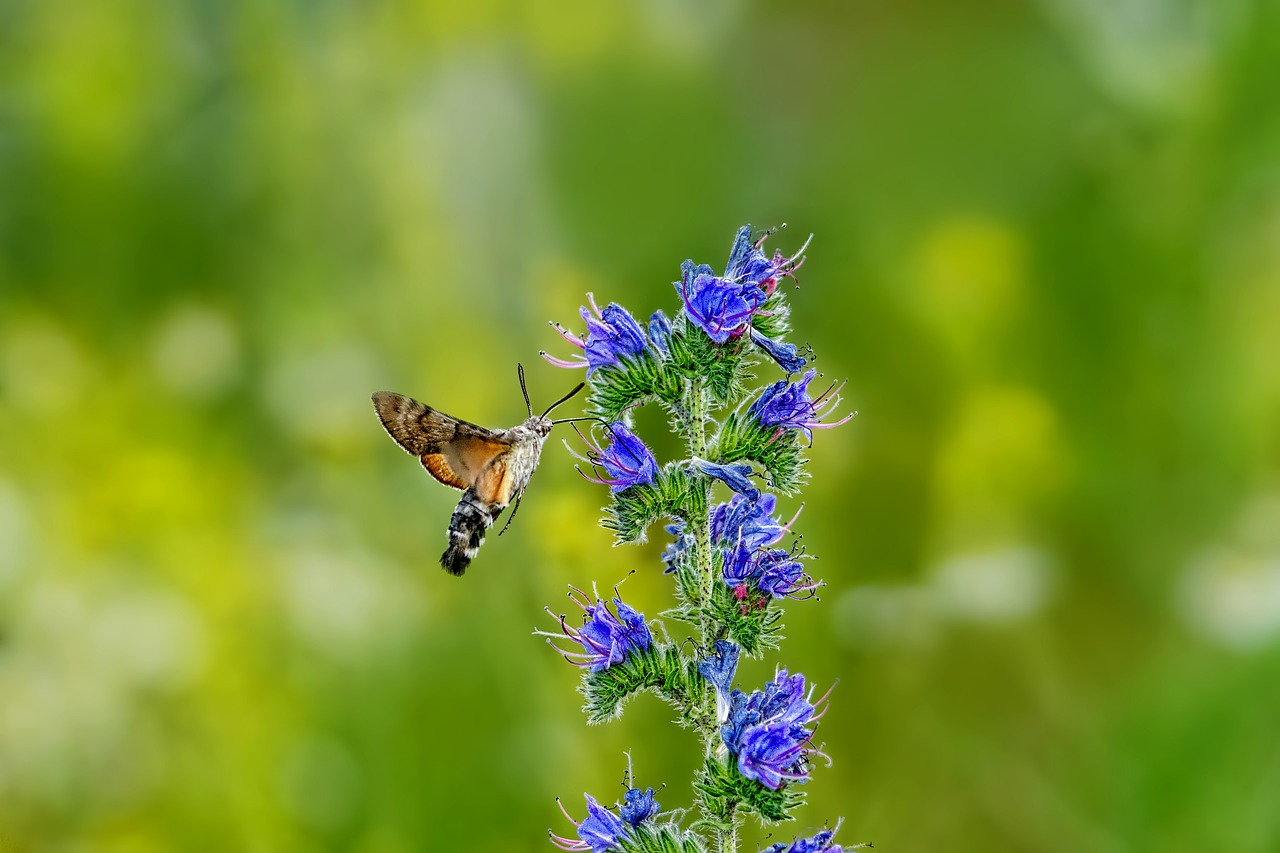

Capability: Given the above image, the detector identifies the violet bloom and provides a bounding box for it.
[750,327,809,374]
[675,260,765,343]
[571,423,659,492]
[723,224,812,295]
[747,369,854,442]
[756,548,820,600]
[647,310,673,357]
[538,587,653,672]
[698,639,741,724]
[721,669,831,790]
[738,720,809,789]
[692,459,760,502]
[550,794,629,853]
[619,786,660,826]
[710,493,800,550]
[543,293,648,376]
[763,825,848,853]
[660,521,694,575]
[721,543,759,588]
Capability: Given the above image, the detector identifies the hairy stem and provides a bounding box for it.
[683,376,740,853]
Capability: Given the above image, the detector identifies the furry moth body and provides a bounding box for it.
[371,368,583,575]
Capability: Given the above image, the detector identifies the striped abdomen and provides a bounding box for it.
[441,487,505,576]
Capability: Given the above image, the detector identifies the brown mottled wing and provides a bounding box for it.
[371,391,512,491]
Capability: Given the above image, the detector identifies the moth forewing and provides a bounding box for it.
[371,388,558,576]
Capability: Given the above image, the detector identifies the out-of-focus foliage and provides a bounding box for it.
[2,0,1279,850]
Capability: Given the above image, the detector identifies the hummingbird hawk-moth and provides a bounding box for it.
[371,365,585,576]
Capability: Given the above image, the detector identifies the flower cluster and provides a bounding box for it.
[569,422,660,493]
[540,225,856,851]
[762,825,854,853]
[748,369,854,442]
[539,587,653,672]
[721,670,829,790]
[551,787,661,853]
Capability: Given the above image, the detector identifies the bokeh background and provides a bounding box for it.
[3,0,1280,850]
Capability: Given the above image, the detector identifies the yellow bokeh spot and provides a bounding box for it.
[934,386,1065,530]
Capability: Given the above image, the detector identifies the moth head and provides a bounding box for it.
[516,363,586,437]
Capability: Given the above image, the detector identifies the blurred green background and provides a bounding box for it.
[3,0,1280,850]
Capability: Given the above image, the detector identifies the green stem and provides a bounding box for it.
[682,376,740,853]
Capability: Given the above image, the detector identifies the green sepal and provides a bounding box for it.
[615,822,709,853]
[666,319,749,406]
[604,463,707,544]
[705,574,783,657]
[712,412,807,495]
[695,754,804,825]
[750,291,792,342]
[587,350,683,423]
[581,642,703,725]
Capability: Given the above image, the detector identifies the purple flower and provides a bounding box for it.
[724,224,811,294]
[693,459,760,502]
[721,543,759,588]
[570,423,659,493]
[697,639,740,702]
[676,261,765,343]
[619,786,660,826]
[750,327,809,374]
[738,720,809,789]
[710,493,798,550]
[747,369,854,442]
[763,826,847,853]
[647,310,673,356]
[756,548,820,600]
[720,669,831,790]
[660,521,694,574]
[543,294,648,376]
[538,587,653,672]
[550,794,629,852]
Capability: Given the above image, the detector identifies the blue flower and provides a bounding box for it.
[738,719,809,789]
[571,423,659,493]
[660,520,694,574]
[676,261,764,343]
[763,826,848,853]
[697,639,740,702]
[710,493,796,550]
[647,310,673,356]
[750,327,809,374]
[539,587,653,672]
[550,794,629,852]
[720,669,830,790]
[756,548,819,600]
[543,294,648,376]
[619,786,660,826]
[723,224,811,294]
[693,459,760,501]
[747,369,854,442]
[721,543,759,588]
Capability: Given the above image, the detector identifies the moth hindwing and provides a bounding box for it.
[370,367,584,576]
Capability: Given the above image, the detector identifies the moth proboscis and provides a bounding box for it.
[371,364,587,576]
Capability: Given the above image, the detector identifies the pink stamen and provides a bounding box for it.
[542,351,588,369]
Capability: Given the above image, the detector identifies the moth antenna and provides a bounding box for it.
[518,363,533,417]
[551,415,610,428]
[541,381,586,418]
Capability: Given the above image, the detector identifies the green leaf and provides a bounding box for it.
[603,463,707,544]
[615,822,709,853]
[587,350,683,423]
[581,643,704,725]
[711,412,807,495]
[705,571,784,657]
[695,754,804,825]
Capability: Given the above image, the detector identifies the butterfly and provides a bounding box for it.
[372,364,586,575]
